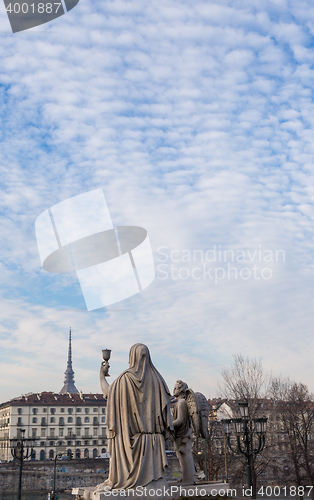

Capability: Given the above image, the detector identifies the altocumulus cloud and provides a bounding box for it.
[0,0,314,400]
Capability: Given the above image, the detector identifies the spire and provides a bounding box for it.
[60,328,79,394]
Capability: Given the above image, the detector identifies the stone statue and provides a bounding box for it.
[172,380,196,485]
[97,344,174,491]
[172,380,210,485]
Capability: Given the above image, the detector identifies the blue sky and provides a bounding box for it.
[1,0,314,402]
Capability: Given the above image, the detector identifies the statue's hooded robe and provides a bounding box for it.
[105,343,173,489]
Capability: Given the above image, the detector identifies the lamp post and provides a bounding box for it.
[222,402,267,498]
[52,452,70,500]
[11,429,34,500]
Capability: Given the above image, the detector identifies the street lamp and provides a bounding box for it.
[11,429,34,500]
[52,451,70,500]
[222,402,267,498]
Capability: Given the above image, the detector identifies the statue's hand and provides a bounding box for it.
[100,361,110,377]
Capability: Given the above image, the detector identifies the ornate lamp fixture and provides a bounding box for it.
[222,401,267,498]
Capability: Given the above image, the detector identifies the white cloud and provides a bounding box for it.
[1,0,314,402]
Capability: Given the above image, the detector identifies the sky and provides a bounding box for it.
[1,0,314,403]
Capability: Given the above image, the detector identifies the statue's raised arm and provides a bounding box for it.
[99,349,111,399]
[100,362,110,399]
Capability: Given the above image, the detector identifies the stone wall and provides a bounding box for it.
[0,457,181,494]
[0,470,108,493]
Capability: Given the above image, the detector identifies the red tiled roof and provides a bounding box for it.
[0,392,107,407]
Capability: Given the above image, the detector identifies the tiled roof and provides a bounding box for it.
[0,392,107,408]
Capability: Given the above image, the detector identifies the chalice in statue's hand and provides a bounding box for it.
[102,349,111,376]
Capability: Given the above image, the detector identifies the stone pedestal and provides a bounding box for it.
[73,481,230,500]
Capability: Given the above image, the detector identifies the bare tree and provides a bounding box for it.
[220,354,270,404]
[270,377,314,499]
[220,355,272,497]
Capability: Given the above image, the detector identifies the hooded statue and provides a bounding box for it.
[98,343,173,490]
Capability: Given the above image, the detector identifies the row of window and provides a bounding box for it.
[17,407,105,415]
[31,427,107,437]
[32,448,107,460]
[34,440,106,447]
[17,417,106,426]
[25,416,106,424]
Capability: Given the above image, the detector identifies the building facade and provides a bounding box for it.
[0,329,108,462]
[0,391,107,462]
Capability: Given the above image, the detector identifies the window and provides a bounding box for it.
[76,428,81,436]
[85,408,89,414]
[101,408,106,414]
[50,408,56,415]
[41,417,46,425]
[93,408,97,412]
[32,429,37,438]
[50,429,55,437]
[76,441,81,446]
[101,417,106,423]
[17,417,22,425]
[101,428,106,437]
[61,408,65,413]
[59,428,64,437]
[68,428,73,437]
[84,417,89,423]
[32,408,38,415]
[76,417,82,426]
[84,440,89,446]
[84,448,89,458]
[84,428,89,437]
[49,441,54,446]
[40,441,45,447]
[40,450,45,460]
[49,449,54,459]
[93,441,97,447]
[67,441,72,446]
[17,408,22,415]
[59,417,64,425]
[76,408,81,413]
[32,417,37,424]
[50,417,55,423]
[68,417,73,423]
[93,448,97,458]
[93,417,98,425]
[68,408,73,414]
[41,428,46,437]
[43,408,47,413]
[93,428,98,436]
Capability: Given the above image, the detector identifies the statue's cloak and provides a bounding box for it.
[105,344,173,489]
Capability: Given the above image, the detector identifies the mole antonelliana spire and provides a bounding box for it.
[60,327,79,394]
